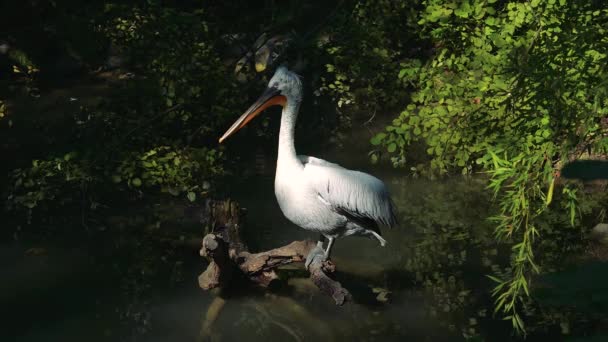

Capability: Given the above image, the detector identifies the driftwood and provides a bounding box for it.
[198,199,351,305]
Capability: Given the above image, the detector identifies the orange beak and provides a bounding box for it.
[219,87,286,143]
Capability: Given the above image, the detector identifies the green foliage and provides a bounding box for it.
[373,0,608,333]
[313,1,421,125]
[376,0,607,173]
[485,148,556,333]
[7,48,37,74]
[3,3,239,222]
[114,146,222,198]
[7,153,90,213]
[6,47,40,96]
[103,4,240,135]
[6,145,223,218]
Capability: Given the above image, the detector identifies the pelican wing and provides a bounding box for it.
[299,155,397,228]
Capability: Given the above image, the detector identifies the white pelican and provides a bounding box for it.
[219,67,397,268]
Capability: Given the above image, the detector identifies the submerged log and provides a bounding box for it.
[198,199,351,305]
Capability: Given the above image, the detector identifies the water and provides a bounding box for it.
[2,133,605,341]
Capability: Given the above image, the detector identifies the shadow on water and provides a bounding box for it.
[3,124,607,341]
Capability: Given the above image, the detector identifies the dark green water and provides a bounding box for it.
[2,134,606,342]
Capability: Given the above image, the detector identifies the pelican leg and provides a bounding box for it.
[369,231,387,247]
[305,235,326,270]
[324,237,335,260]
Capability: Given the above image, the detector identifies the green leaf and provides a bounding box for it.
[371,133,387,146]
[487,275,503,283]
[370,153,378,164]
[387,143,397,153]
[187,191,196,202]
[546,177,554,205]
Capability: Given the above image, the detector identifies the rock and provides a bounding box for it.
[0,43,9,54]
[591,223,608,244]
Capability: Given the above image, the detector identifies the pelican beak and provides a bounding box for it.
[218,87,286,143]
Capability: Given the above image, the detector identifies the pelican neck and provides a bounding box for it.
[277,100,302,169]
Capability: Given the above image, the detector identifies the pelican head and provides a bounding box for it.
[219,66,302,143]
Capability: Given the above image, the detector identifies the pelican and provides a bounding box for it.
[219,67,397,268]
